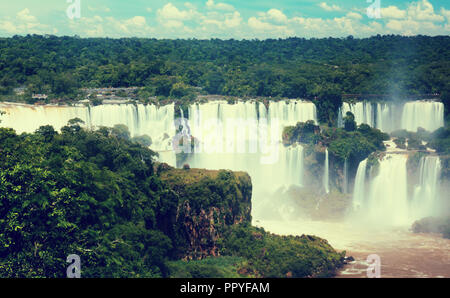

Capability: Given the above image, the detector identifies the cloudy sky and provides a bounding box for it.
[0,0,449,38]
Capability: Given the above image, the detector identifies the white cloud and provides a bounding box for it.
[156,3,200,29]
[68,15,153,37]
[248,16,292,37]
[158,3,192,21]
[125,16,147,28]
[407,0,444,22]
[224,11,242,28]
[16,8,37,23]
[386,19,404,31]
[441,8,450,22]
[381,6,406,19]
[0,8,55,35]
[206,0,235,11]
[318,2,343,12]
[266,9,288,23]
[377,0,448,36]
[248,17,273,30]
[346,12,363,20]
[385,18,444,35]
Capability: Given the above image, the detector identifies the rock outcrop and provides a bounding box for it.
[158,166,252,259]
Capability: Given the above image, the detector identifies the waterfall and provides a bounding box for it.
[323,149,329,194]
[366,154,409,225]
[0,103,177,166]
[401,101,444,132]
[375,103,396,133]
[0,104,89,133]
[343,158,349,194]
[339,101,375,128]
[184,100,317,218]
[352,159,367,210]
[411,156,441,219]
[353,154,442,225]
[339,100,444,133]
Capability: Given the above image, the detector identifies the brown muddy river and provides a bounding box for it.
[255,219,450,278]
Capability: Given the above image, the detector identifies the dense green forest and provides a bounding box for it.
[0,35,449,102]
[0,120,344,277]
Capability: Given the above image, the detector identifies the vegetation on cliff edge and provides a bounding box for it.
[0,121,344,277]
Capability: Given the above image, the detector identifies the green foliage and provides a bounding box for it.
[315,86,343,125]
[0,124,174,277]
[110,124,131,140]
[220,224,345,278]
[285,120,388,167]
[428,127,450,154]
[0,35,448,110]
[407,138,426,150]
[170,82,194,98]
[343,112,356,132]
[90,97,103,106]
[131,135,152,147]
[282,120,319,145]
[167,256,246,278]
[393,137,406,149]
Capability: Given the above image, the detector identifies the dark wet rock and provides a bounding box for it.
[411,217,450,239]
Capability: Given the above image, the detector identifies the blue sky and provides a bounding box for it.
[0,0,449,38]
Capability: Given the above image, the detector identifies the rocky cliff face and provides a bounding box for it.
[157,165,252,259]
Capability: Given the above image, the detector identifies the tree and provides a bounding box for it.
[315,86,343,125]
[111,124,131,140]
[344,111,357,132]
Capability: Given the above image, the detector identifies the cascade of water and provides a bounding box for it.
[185,100,316,217]
[0,104,89,133]
[352,154,443,226]
[339,100,444,133]
[411,156,441,219]
[343,158,349,194]
[375,103,396,133]
[401,101,444,132]
[323,149,329,194]
[0,103,177,165]
[339,102,375,128]
[366,154,409,225]
[352,159,367,210]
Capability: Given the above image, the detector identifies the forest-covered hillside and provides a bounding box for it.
[0,35,449,101]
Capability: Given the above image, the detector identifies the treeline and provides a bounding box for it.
[0,35,449,101]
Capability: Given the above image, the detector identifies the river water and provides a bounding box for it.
[256,219,450,278]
